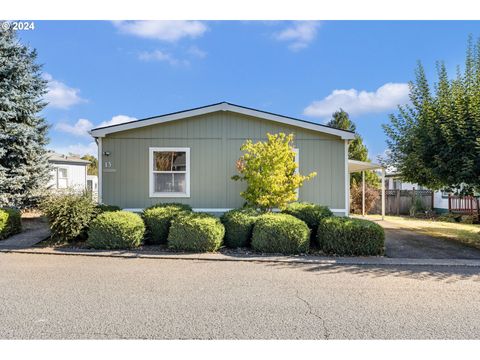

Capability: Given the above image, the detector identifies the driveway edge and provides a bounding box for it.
[2,247,480,267]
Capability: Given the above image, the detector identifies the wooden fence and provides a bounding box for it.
[370,189,434,215]
[448,195,480,215]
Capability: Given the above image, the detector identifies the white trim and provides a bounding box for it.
[149,147,190,198]
[90,103,355,140]
[344,140,349,216]
[98,137,102,204]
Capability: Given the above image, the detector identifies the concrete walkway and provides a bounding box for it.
[0,222,50,249]
[379,219,480,259]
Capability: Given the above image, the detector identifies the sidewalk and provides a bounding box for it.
[0,223,50,249]
[2,246,480,267]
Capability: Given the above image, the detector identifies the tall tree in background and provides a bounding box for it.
[383,36,480,194]
[327,109,379,187]
[0,26,50,208]
[81,155,98,176]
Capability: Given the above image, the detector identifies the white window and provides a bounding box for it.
[149,147,190,198]
[57,167,68,189]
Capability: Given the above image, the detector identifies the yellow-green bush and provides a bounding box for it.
[0,208,22,239]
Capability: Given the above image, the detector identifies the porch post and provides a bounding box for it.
[362,170,365,217]
[381,168,385,220]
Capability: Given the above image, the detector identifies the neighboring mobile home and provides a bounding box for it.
[90,102,355,215]
[47,152,90,190]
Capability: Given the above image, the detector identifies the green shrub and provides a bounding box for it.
[40,190,96,242]
[317,217,384,256]
[437,213,461,223]
[87,211,145,249]
[282,202,332,240]
[147,202,192,212]
[142,204,192,244]
[251,213,310,254]
[0,208,22,240]
[221,208,260,248]
[95,204,121,215]
[460,215,478,224]
[168,212,225,252]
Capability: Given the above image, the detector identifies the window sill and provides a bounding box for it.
[149,192,190,198]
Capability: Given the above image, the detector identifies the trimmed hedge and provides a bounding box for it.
[95,204,121,214]
[142,204,192,244]
[317,217,384,256]
[0,208,22,240]
[251,213,310,254]
[168,212,225,252]
[148,202,192,212]
[282,202,333,240]
[221,208,260,248]
[87,211,145,249]
[40,191,96,242]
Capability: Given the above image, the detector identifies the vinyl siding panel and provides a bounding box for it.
[101,111,346,210]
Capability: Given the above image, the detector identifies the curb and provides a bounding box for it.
[2,247,480,267]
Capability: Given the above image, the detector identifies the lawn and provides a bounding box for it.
[360,215,480,250]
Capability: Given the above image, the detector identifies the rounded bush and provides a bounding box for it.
[142,204,192,244]
[168,213,225,252]
[317,217,385,256]
[282,202,332,240]
[0,208,22,240]
[251,213,310,254]
[87,211,145,249]
[95,204,121,214]
[221,208,260,248]
[148,202,192,212]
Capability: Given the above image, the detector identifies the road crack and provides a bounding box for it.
[294,289,330,340]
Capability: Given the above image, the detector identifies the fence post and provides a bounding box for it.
[431,190,434,210]
[448,195,451,213]
[396,189,400,215]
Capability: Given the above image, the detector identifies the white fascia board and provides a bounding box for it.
[89,103,355,140]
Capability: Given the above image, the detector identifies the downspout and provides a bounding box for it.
[344,139,349,216]
[96,137,102,204]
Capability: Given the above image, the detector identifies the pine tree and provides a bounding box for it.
[0,26,51,208]
[327,109,379,187]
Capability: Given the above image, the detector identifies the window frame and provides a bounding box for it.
[56,167,68,189]
[149,147,190,198]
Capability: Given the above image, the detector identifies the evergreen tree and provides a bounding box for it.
[327,109,379,187]
[0,26,50,208]
[383,36,480,194]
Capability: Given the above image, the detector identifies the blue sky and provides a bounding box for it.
[18,20,480,159]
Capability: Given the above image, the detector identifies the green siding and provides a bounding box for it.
[101,111,346,210]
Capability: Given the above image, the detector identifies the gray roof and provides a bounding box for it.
[47,152,90,165]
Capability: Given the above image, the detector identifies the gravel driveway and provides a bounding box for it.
[1,253,480,339]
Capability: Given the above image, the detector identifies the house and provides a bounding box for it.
[47,152,90,191]
[90,102,371,216]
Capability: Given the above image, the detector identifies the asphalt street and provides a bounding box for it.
[1,253,479,339]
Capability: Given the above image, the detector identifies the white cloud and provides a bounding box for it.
[97,114,137,128]
[303,83,410,118]
[56,115,136,138]
[43,73,86,109]
[50,141,98,157]
[138,50,189,66]
[187,45,207,59]
[113,21,207,42]
[56,118,93,137]
[274,21,320,51]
